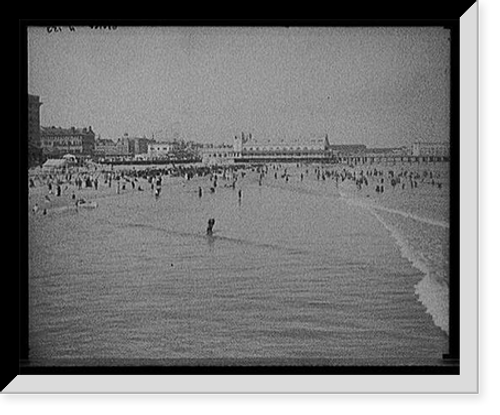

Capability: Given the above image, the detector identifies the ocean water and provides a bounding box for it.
[27,165,449,366]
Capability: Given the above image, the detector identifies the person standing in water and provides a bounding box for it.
[207,218,215,235]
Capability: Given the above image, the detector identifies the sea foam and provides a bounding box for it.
[341,194,449,335]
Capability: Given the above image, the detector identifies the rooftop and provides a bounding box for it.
[41,126,94,135]
[243,136,328,148]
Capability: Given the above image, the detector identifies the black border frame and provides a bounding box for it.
[12,8,475,388]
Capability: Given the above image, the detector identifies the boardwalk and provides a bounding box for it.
[337,155,449,165]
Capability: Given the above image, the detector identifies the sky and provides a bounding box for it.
[27,26,450,147]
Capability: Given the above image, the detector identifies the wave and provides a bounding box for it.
[370,208,449,335]
[339,193,449,335]
[368,208,430,277]
[414,275,449,335]
[369,204,449,229]
[338,192,449,229]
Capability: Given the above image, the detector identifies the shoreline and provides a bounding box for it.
[27,161,450,360]
[27,162,450,220]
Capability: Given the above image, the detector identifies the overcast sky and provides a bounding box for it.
[28,26,450,147]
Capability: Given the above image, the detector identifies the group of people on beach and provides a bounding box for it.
[28,164,249,220]
[331,166,446,195]
[254,163,446,196]
[29,161,447,242]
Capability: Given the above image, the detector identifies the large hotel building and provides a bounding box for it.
[411,141,450,158]
[202,133,333,165]
[28,94,43,166]
[28,95,42,148]
[40,126,96,158]
[234,132,332,162]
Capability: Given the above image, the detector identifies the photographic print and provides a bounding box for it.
[13,12,479,392]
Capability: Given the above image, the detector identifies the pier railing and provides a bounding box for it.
[336,155,449,165]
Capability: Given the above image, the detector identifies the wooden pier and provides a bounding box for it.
[336,155,449,165]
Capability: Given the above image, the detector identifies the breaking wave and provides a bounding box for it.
[341,194,449,335]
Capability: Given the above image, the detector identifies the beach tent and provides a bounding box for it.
[42,158,70,171]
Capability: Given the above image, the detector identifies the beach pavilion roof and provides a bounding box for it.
[42,158,70,170]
